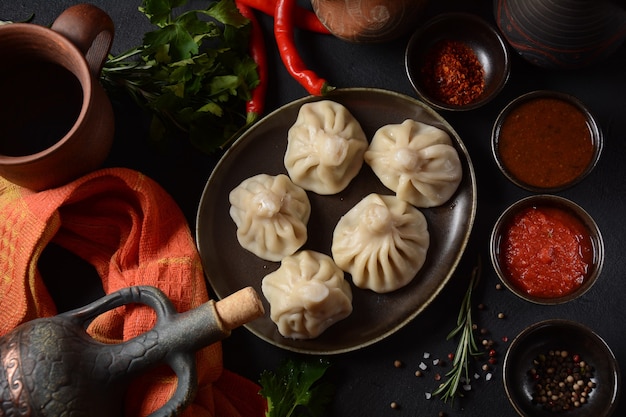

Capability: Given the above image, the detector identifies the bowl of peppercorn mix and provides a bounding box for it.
[404,12,511,111]
[503,319,619,417]
[489,194,604,305]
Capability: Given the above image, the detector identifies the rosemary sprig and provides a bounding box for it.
[432,258,483,403]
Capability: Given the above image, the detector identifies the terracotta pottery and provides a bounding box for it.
[494,0,626,69]
[311,0,430,43]
[0,286,264,417]
[0,4,115,191]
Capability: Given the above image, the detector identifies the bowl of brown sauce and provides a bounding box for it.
[491,90,603,192]
[489,194,604,305]
[404,12,511,111]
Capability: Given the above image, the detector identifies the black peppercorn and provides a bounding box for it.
[528,349,595,412]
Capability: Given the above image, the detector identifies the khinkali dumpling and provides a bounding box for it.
[364,119,462,208]
[262,250,353,339]
[284,100,368,195]
[229,174,311,262]
[331,193,429,293]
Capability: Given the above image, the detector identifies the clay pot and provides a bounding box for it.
[0,4,115,191]
[494,0,626,69]
[311,0,430,43]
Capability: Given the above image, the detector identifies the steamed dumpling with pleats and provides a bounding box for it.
[331,193,429,293]
[364,119,462,208]
[262,250,353,339]
[284,100,368,195]
[229,174,311,262]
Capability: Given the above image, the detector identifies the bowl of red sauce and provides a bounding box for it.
[503,319,619,417]
[404,12,511,111]
[490,195,604,305]
[491,90,603,192]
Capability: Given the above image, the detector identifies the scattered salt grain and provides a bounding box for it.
[425,393,432,400]
[486,373,493,381]
[419,362,428,370]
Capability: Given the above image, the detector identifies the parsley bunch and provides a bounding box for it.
[259,359,334,417]
[101,0,259,154]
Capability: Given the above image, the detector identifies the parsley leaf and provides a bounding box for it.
[259,358,334,417]
[101,0,258,154]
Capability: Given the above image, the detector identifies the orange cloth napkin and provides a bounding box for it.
[0,167,266,417]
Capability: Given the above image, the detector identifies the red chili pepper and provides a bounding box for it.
[236,0,267,124]
[274,0,333,96]
[236,0,330,34]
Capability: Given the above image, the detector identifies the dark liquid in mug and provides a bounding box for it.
[0,61,83,156]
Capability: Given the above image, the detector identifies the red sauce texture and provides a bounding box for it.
[498,98,594,189]
[499,206,593,298]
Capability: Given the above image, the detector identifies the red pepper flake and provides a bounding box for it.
[420,39,485,106]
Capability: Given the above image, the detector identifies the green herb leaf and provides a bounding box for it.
[101,0,258,154]
[139,0,186,26]
[259,358,334,417]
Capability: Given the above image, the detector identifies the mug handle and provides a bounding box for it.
[50,3,115,76]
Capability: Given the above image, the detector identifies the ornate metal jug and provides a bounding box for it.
[0,285,263,417]
[494,0,626,69]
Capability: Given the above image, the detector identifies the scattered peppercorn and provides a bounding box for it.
[529,350,596,412]
[394,360,403,368]
[390,401,399,410]
[420,39,486,106]
[495,283,503,290]
[498,312,505,319]
[415,370,423,377]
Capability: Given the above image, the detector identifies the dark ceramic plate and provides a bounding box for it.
[195,88,477,354]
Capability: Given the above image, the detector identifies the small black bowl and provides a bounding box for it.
[405,12,510,111]
[503,319,619,417]
[491,90,603,192]
[490,194,604,305]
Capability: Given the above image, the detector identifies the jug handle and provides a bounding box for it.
[50,3,114,76]
[62,285,179,325]
[62,286,199,417]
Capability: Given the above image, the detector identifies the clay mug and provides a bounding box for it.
[0,4,115,191]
